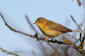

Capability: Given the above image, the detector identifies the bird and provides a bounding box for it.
[34,17,78,38]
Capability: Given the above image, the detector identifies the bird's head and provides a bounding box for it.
[34,17,47,25]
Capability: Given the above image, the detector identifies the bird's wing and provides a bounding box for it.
[47,20,72,33]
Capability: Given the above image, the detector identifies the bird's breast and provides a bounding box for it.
[38,24,62,37]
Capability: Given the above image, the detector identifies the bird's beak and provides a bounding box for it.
[34,22,36,24]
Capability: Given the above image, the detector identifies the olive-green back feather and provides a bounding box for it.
[46,20,72,33]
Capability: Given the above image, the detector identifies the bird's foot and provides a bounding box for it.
[44,37,56,44]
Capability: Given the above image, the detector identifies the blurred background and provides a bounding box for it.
[0,0,84,56]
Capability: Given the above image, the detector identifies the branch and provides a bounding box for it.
[70,15,84,33]
[25,15,44,37]
[0,12,34,37]
[0,12,84,55]
[0,12,65,44]
[25,15,37,32]
[70,15,85,55]
[0,46,19,56]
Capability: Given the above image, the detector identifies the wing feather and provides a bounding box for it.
[46,20,72,33]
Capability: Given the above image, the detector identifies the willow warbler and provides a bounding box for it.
[34,17,78,37]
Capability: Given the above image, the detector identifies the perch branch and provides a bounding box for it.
[0,12,65,44]
[0,12,34,37]
[0,12,84,55]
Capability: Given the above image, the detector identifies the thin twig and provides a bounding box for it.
[70,15,82,42]
[70,15,85,55]
[25,15,44,37]
[0,12,84,55]
[0,46,19,56]
[25,15,37,32]
[70,15,84,33]
[0,12,66,44]
[0,12,34,37]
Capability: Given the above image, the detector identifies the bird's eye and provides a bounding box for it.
[38,20,42,23]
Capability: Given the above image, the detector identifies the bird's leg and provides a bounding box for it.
[43,37,51,44]
[48,38,57,43]
[33,32,41,41]
[45,37,56,44]
[44,37,49,42]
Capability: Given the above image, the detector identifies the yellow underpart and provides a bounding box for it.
[38,24,62,37]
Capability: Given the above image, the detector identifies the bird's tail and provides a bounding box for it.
[72,30,80,32]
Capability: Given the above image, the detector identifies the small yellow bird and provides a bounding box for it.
[34,17,78,37]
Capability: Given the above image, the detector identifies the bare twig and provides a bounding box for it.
[77,0,81,6]
[70,15,85,55]
[0,46,19,56]
[0,12,34,37]
[70,15,82,42]
[0,12,84,55]
[0,12,66,44]
[25,15,37,32]
[25,15,44,37]
[70,15,84,33]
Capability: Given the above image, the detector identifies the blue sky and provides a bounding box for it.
[0,0,84,56]
[0,0,84,29]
